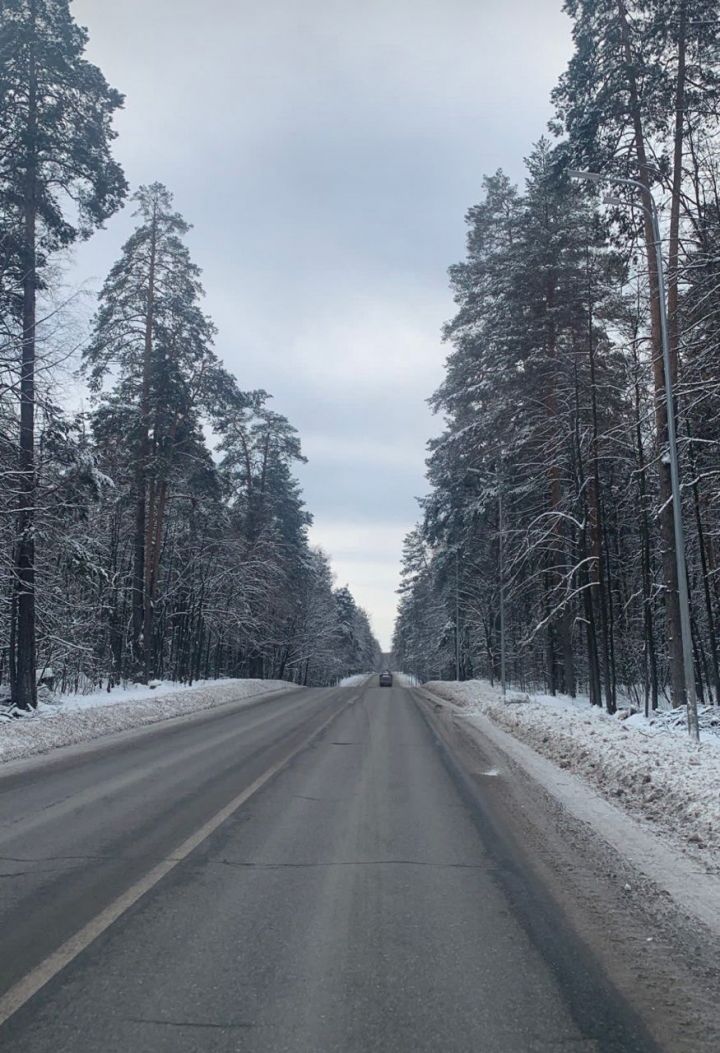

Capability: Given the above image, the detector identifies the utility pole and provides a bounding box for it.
[499,480,506,696]
[455,548,460,681]
[465,464,506,694]
[569,170,699,740]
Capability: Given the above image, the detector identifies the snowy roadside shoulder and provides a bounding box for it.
[424,679,720,866]
[0,678,298,765]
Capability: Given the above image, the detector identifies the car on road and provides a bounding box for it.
[379,671,393,687]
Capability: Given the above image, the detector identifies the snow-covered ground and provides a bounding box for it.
[424,679,720,863]
[339,673,373,686]
[0,679,297,765]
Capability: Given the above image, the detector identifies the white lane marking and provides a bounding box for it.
[0,698,353,1027]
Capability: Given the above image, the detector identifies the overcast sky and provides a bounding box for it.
[70,0,572,650]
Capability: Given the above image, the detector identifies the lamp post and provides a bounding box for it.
[455,548,460,682]
[467,465,506,696]
[569,170,699,740]
[501,482,505,694]
[498,475,506,697]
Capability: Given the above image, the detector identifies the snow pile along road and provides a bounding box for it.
[424,679,720,861]
[339,673,373,686]
[0,679,297,765]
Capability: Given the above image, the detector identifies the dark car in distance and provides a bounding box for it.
[379,671,393,687]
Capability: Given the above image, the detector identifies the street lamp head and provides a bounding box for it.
[568,168,604,183]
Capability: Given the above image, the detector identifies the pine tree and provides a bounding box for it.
[0,0,126,707]
[84,184,218,679]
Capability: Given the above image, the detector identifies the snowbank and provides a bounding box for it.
[0,678,297,765]
[339,673,373,686]
[425,679,720,860]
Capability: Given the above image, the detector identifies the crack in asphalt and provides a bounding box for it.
[0,867,81,878]
[127,1017,254,1030]
[0,853,490,876]
[217,858,486,870]
[0,853,119,864]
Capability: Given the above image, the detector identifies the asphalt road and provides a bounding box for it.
[0,681,660,1052]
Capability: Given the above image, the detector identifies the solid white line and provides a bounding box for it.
[0,698,352,1027]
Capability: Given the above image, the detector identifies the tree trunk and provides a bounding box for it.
[133,205,158,677]
[617,0,686,706]
[634,360,659,714]
[666,0,686,383]
[13,1,39,710]
[688,437,720,703]
[586,272,613,711]
[544,282,575,696]
[571,356,602,706]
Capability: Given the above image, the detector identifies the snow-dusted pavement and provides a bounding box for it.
[1,682,718,1051]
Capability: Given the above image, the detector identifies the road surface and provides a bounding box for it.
[0,681,666,1050]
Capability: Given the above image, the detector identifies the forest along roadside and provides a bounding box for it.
[413,685,720,1053]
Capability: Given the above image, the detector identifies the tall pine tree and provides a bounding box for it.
[85,184,219,679]
[0,0,126,707]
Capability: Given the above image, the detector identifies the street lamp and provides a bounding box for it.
[569,169,699,740]
[455,548,460,682]
[498,473,506,697]
[466,465,506,696]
